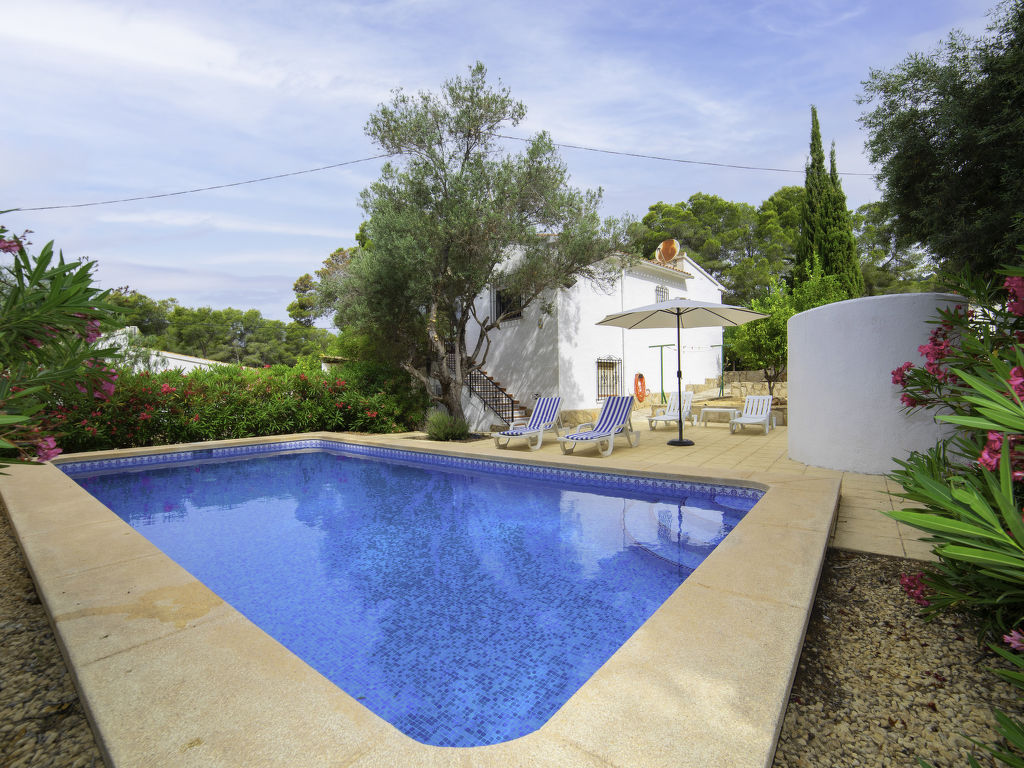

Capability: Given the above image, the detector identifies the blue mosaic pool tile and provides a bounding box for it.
[64,446,758,747]
[58,438,764,507]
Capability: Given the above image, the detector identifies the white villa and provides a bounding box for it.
[461,251,725,429]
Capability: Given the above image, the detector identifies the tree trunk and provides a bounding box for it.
[440,377,466,423]
[429,346,467,423]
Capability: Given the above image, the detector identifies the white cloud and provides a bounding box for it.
[97,210,351,240]
[1,3,278,86]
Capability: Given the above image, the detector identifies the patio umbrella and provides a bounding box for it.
[596,298,768,447]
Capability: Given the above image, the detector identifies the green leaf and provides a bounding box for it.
[888,509,1012,545]
[937,545,1024,571]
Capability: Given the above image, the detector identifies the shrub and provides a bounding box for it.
[42,364,407,453]
[0,226,120,467]
[424,410,470,441]
[889,262,1024,767]
[887,264,1024,639]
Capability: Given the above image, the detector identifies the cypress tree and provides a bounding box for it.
[795,107,864,298]
[794,106,827,283]
[821,143,864,298]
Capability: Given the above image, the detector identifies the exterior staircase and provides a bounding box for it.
[445,351,527,425]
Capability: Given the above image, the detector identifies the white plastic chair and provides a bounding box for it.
[558,396,639,457]
[729,395,774,434]
[647,391,695,431]
[493,396,562,451]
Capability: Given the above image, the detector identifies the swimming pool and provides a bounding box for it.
[61,439,762,747]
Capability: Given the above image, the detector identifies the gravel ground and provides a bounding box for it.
[773,549,1024,768]
[0,507,104,768]
[2,503,1022,767]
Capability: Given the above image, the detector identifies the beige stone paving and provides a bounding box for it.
[526,418,936,563]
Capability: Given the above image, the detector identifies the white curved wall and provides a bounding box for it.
[788,293,963,474]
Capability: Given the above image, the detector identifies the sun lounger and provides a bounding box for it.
[558,395,638,457]
[729,395,774,434]
[647,391,695,431]
[493,396,563,451]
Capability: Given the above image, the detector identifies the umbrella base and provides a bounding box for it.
[667,438,695,447]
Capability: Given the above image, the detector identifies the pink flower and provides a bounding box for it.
[160,383,177,394]
[366,410,378,418]
[1010,367,1024,400]
[900,393,921,408]
[35,437,62,462]
[1006,277,1024,317]
[899,572,931,606]
[979,431,1005,472]
[891,362,914,387]
[1005,629,1024,652]
[979,445,1001,472]
[83,319,102,344]
[0,238,20,254]
[139,412,152,421]
[191,414,200,422]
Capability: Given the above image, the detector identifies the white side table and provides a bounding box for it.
[699,407,740,426]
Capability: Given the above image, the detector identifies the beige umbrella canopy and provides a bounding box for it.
[597,298,768,446]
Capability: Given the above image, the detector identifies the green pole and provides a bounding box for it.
[649,343,675,404]
[712,343,725,397]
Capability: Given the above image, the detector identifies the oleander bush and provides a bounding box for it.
[41,364,411,453]
[0,224,121,468]
[888,262,1024,767]
[888,263,1024,639]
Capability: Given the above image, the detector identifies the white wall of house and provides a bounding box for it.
[554,257,723,411]
[467,287,561,414]
[464,254,725,423]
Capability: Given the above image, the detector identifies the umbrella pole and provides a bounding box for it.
[668,313,694,447]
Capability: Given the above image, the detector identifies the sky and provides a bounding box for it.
[2,0,994,323]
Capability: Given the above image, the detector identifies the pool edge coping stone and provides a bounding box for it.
[5,431,840,768]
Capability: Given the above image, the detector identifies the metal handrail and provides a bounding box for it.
[445,350,517,424]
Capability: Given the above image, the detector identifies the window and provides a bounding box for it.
[655,285,668,303]
[491,286,523,322]
[596,357,622,400]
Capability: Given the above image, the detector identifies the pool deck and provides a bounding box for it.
[0,423,932,768]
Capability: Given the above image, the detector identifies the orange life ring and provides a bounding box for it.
[634,373,647,403]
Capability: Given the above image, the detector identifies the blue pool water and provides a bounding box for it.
[63,441,761,747]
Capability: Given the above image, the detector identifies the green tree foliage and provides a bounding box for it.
[794,107,828,283]
[287,274,317,327]
[756,186,804,270]
[727,267,849,393]
[821,144,865,298]
[795,108,864,298]
[108,288,177,336]
[338,63,628,420]
[632,188,803,305]
[108,288,334,368]
[858,1,1024,278]
[290,247,356,328]
[853,201,936,294]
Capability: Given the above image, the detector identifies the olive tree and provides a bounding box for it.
[337,63,630,421]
